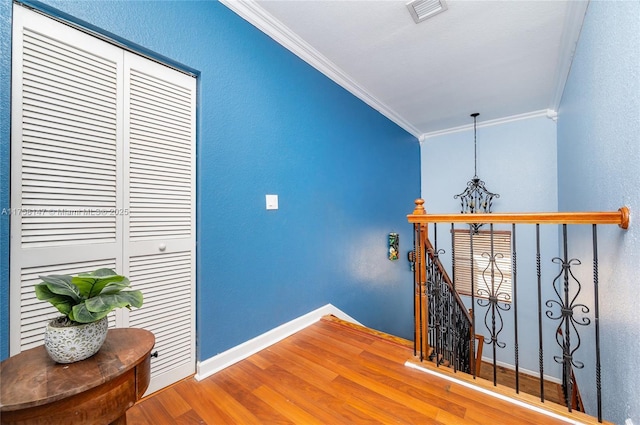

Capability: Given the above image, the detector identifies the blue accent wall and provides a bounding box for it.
[0,1,419,361]
[558,1,640,423]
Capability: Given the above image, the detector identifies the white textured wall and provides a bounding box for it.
[421,115,560,376]
[558,1,640,424]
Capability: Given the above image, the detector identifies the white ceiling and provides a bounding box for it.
[222,0,589,138]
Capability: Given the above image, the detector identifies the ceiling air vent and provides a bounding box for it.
[406,0,448,24]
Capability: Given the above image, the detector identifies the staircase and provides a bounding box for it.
[418,235,570,407]
[408,198,629,424]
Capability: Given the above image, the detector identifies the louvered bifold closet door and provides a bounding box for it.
[10,6,124,353]
[123,52,196,395]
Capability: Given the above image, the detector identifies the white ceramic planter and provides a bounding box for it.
[43,317,108,363]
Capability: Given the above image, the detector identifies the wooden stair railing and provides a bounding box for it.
[408,198,629,423]
[408,198,630,229]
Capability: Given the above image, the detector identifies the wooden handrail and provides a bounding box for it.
[408,199,630,229]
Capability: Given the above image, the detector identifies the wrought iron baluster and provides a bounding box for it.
[469,225,476,378]
[448,264,456,372]
[449,224,456,372]
[512,223,519,393]
[427,254,434,362]
[476,224,511,386]
[445,276,452,367]
[454,301,471,374]
[427,247,440,366]
[536,224,545,402]
[433,223,438,254]
[451,224,456,292]
[546,224,591,413]
[429,223,442,366]
[433,223,449,369]
[415,223,425,361]
[412,224,420,357]
[413,223,418,358]
[491,224,497,384]
[563,224,572,412]
[433,254,441,367]
[593,224,602,423]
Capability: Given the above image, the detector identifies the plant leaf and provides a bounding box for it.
[37,275,81,301]
[100,278,132,295]
[36,268,142,323]
[84,290,144,313]
[90,268,121,278]
[34,284,74,316]
[70,302,109,323]
[73,269,126,298]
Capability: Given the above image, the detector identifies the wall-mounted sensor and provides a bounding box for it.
[266,194,278,210]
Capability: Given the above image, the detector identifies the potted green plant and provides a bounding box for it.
[35,268,143,363]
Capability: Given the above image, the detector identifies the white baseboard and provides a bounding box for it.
[195,304,360,381]
[406,362,583,425]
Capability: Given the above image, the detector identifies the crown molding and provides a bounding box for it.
[548,0,589,111]
[420,109,555,141]
[220,0,422,138]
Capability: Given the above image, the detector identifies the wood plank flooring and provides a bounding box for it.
[127,317,602,424]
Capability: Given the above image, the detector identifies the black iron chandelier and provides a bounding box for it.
[454,113,499,232]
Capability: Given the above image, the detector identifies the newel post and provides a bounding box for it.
[413,198,426,215]
[412,199,429,359]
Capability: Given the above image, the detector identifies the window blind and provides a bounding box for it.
[452,228,512,303]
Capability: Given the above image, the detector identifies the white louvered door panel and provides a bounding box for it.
[128,251,194,393]
[10,6,124,354]
[11,6,196,395]
[123,52,196,395]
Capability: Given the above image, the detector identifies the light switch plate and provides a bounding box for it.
[266,194,278,210]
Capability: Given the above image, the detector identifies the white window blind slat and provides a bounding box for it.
[452,229,513,303]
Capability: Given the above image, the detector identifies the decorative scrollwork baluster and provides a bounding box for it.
[545,225,590,411]
[475,227,511,385]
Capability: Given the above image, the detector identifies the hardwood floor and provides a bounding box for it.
[127,317,604,424]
